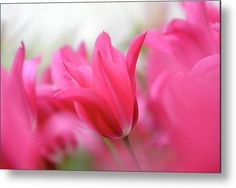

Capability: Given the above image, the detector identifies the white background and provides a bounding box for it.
[0,0,235,188]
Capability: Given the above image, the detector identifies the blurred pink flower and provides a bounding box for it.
[35,44,105,166]
[51,42,89,88]
[37,112,79,163]
[55,31,147,139]
[145,1,219,85]
[23,55,41,126]
[35,50,81,164]
[144,1,220,172]
[0,43,40,169]
[0,42,84,168]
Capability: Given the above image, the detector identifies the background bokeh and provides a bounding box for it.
[1,2,184,71]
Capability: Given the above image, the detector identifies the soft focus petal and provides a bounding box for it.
[126,31,147,78]
[51,44,89,88]
[38,112,79,163]
[63,62,92,88]
[1,43,40,169]
[148,54,220,172]
[23,55,41,125]
[54,87,123,139]
[51,47,74,88]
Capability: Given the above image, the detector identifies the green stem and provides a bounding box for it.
[123,136,141,170]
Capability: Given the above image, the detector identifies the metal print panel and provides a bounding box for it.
[0,0,220,172]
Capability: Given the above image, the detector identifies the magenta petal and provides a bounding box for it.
[145,29,171,53]
[51,48,74,88]
[164,19,215,69]
[92,50,135,135]
[63,61,92,88]
[94,31,126,66]
[10,42,25,79]
[54,87,123,139]
[40,67,53,84]
[182,1,219,27]
[76,42,87,59]
[146,46,181,85]
[126,31,147,78]
[38,112,79,162]
[181,2,219,53]
[23,55,41,123]
[94,31,114,62]
[191,54,220,78]
[149,58,220,172]
[181,1,209,28]
[206,2,220,24]
[149,71,174,130]
[51,44,90,88]
[1,43,39,169]
[61,44,89,65]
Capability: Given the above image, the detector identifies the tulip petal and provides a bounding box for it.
[51,47,74,87]
[191,54,220,78]
[54,87,123,139]
[23,55,41,124]
[1,43,39,169]
[149,60,220,172]
[76,42,88,59]
[51,44,90,88]
[145,29,172,53]
[61,44,89,65]
[38,112,79,162]
[63,61,92,88]
[92,50,135,135]
[181,1,209,29]
[94,31,114,62]
[126,31,147,78]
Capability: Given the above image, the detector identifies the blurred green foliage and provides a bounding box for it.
[56,148,93,171]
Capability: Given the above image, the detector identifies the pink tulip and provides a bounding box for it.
[35,56,80,163]
[37,112,80,163]
[36,44,85,125]
[144,2,220,172]
[55,31,147,139]
[1,43,79,169]
[0,43,40,169]
[51,42,90,88]
[145,1,219,85]
[148,55,220,172]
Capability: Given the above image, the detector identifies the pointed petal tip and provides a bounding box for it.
[102,30,107,35]
[129,30,148,47]
[20,41,25,49]
[78,41,86,50]
[10,41,26,75]
[18,41,25,57]
[143,30,148,37]
[98,30,110,40]
[140,30,148,43]
[126,31,147,77]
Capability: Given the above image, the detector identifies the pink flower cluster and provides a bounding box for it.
[0,1,220,172]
